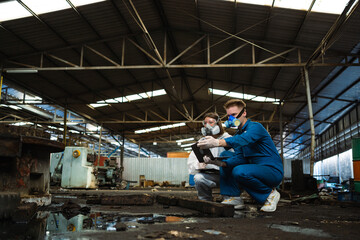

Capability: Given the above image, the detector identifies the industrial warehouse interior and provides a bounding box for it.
[0,0,360,239]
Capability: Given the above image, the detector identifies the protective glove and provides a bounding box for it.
[203,155,226,167]
[197,136,220,149]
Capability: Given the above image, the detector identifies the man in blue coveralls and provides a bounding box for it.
[197,99,284,212]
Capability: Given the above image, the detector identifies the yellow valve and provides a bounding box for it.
[67,223,76,232]
[72,150,81,158]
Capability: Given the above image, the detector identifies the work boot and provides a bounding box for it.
[260,189,280,212]
[221,196,245,210]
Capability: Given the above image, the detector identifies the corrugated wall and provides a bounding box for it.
[122,158,188,185]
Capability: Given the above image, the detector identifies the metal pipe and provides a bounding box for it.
[304,67,316,176]
[279,103,284,190]
[120,134,125,179]
[63,107,67,145]
[0,72,3,101]
[98,123,103,162]
[5,62,360,72]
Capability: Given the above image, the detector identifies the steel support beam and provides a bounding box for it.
[304,68,315,176]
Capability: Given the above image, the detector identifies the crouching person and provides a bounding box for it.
[198,99,284,212]
[187,112,232,201]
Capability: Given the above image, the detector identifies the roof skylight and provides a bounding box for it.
[0,0,106,22]
[135,123,186,134]
[89,89,167,108]
[209,88,280,104]
[236,0,352,15]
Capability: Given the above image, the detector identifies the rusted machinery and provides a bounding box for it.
[50,147,121,189]
[0,132,64,211]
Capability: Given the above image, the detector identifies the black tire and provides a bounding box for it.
[0,192,20,219]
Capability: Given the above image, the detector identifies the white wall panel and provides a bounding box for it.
[122,158,188,185]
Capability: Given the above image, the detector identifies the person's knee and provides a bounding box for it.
[194,173,205,184]
[232,168,251,181]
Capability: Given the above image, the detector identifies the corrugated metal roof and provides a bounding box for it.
[0,0,359,157]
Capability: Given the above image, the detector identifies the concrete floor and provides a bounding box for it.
[1,188,360,240]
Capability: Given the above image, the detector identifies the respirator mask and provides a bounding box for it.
[224,108,245,128]
[201,117,220,136]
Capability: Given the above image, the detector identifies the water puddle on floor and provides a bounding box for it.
[0,211,196,239]
[268,224,332,238]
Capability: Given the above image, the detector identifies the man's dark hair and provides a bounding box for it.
[223,99,246,110]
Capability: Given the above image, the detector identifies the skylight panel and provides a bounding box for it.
[135,122,186,134]
[252,96,266,102]
[237,0,349,15]
[9,105,22,110]
[105,99,118,103]
[312,0,350,15]
[152,89,166,96]
[209,88,228,96]
[22,0,69,15]
[139,93,149,98]
[237,0,273,6]
[10,122,33,126]
[126,94,142,101]
[176,137,195,143]
[114,97,128,103]
[72,0,106,6]
[90,89,167,107]
[181,143,194,148]
[0,1,32,22]
[0,0,105,23]
[89,103,108,108]
[209,88,280,103]
[227,92,243,99]
[274,0,313,11]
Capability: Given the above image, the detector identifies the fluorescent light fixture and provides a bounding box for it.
[135,122,186,134]
[6,69,38,73]
[153,142,157,145]
[209,88,280,103]
[176,137,195,143]
[91,89,167,106]
[0,0,106,23]
[184,147,192,151]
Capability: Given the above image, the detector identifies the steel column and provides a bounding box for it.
[304,68,316,176]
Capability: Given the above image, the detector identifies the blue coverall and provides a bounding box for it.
[220,119,284,204]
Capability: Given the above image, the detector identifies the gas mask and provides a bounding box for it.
[201,123,220,136]
[224,108,245,128]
